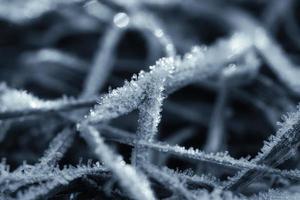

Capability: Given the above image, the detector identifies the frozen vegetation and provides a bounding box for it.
[1,0,300,199]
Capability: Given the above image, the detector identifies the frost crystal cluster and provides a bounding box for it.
[1,0,300,199]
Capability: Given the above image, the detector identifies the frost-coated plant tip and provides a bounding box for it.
[2,0,300,199]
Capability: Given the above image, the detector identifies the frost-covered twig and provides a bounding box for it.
[38,128,74,166]
[226,105,300,191]
[12,164,109,200]
[155,127,196,166]
[132,74,166,167]
[95,124,300,182]
[142,163,198,200]
[84,32,254,125]
[0,129,77,196]
[0,164,109,192]
[0,84,97,120]
[250,189,300,200]
[78,125,155,200]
